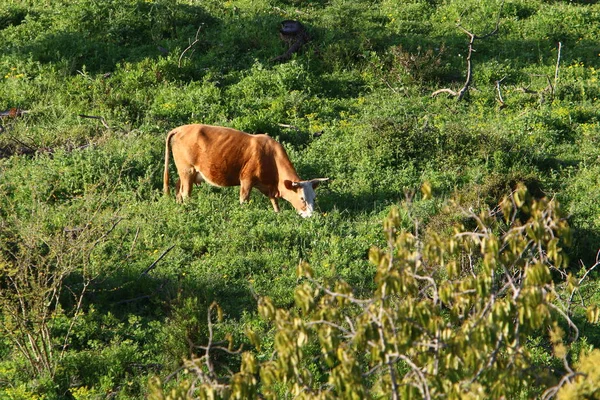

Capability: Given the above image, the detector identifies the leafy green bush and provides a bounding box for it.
[150,186,598,399]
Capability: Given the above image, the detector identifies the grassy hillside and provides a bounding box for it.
[1,0,600,398]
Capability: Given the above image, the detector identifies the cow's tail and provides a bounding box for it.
[163,129,178,196]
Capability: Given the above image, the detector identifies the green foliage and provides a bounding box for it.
[151,187,597,399]
[2,0,600,398]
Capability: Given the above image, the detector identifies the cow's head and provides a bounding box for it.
[283,178,329,218]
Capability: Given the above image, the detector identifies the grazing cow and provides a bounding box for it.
[163,124,328,217]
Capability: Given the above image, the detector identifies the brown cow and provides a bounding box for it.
[163,124,328,217]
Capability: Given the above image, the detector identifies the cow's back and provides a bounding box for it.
[170,124,282,188]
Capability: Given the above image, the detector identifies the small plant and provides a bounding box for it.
[0,199,123,381]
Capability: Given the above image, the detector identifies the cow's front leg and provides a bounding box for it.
[270,197,280,213]
[239,182,252,205]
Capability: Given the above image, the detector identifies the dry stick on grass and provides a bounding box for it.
[432,0,505,101]
[495,76,507,107]
[78,114,110,129]
[277,123,301,132]
[179,25,203,68]
[516,42,562,101]
[162,302,243,397]
[6,133,37,154]
[555,41,562,87]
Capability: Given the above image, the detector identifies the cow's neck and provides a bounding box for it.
[276,155,301,183]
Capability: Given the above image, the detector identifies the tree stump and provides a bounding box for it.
[272,20,309,62]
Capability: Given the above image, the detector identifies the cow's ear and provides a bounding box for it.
[284,180,300,191]
[311,178,329,189]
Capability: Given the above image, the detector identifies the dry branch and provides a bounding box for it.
[179,25,203,68]
[0,108,29,118]
[432,0,505,101]
[277,123,301,132]
[514,43,562,103]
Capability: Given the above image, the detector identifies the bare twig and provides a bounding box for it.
[305,320,352,337]
[5,133,37,153]
[547,302,580,342]
[179,25,203,68]
[519,43,560,102]
[541,371,582,400]
[396,354,431,400]
[127,227,141,259]
[59,280,90,359]
[114,295,151,305]
[94,217,123,245]
[431,88,458,97]
[568,254,600,311]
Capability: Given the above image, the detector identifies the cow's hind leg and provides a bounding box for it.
[175,178,183,203]
[177,168,196,202]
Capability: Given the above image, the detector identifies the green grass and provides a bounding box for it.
[1,0,600,397]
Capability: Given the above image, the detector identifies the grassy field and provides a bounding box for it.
[1,0,600,398]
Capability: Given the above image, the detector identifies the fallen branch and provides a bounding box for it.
[515,43,561,103]
[2,131,38,155]
[278,123,301,132]
[0,108,29,118]
[516,74,554,103]
[431,88,458,97]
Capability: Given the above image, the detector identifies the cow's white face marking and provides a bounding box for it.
[284,178,328,217]
[297,183,317,218]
